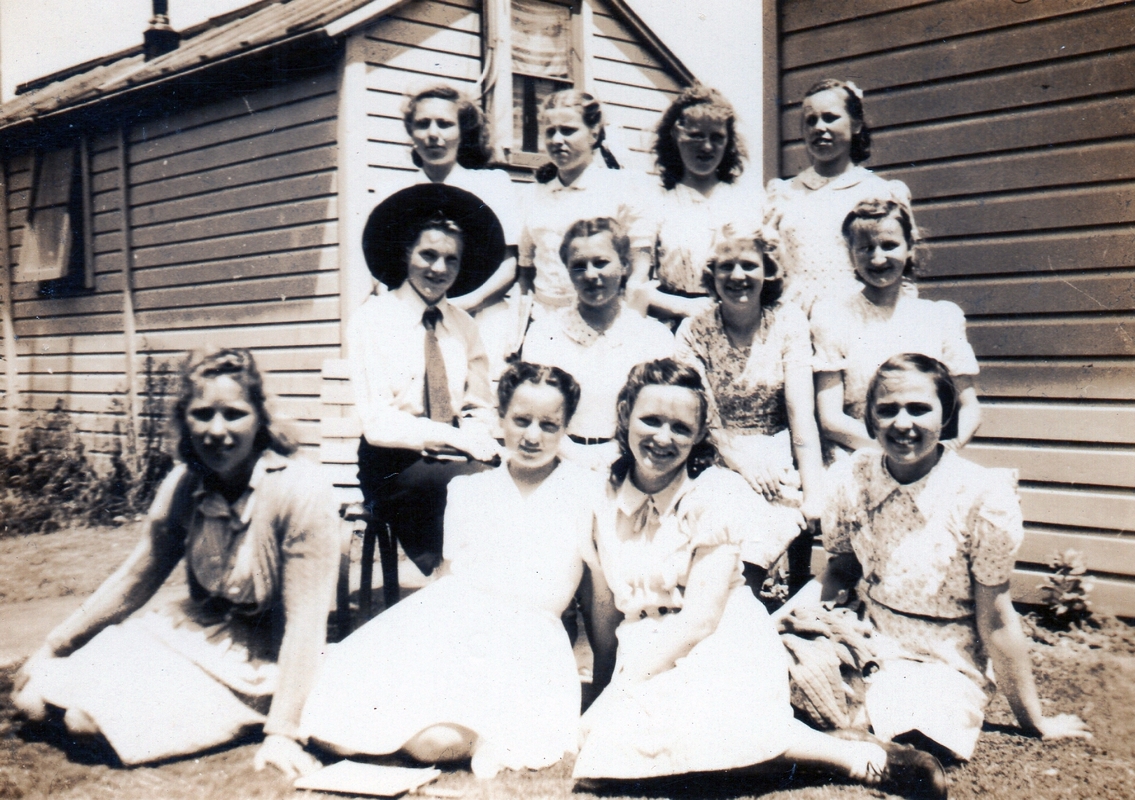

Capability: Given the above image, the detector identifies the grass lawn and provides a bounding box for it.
[1,525,1133,799]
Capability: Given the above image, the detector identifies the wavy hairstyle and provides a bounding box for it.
[174,348,295,474]
[841,197,924,282]
[654,85,746,190]
[558,216,631,273]
[402,83,492,169]
[803,79,872,164]
[865,353,960,442]
[497,361,582,426]
[701,226,784,307]
[609,358,716,487]
[535,89,620,183]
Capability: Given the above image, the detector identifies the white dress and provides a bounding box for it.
[648,178,765,296]
[765,166,912,314]
[300,461,601,775]
[811,290,979,423]
[574,467,806,779]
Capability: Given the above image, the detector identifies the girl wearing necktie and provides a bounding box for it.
[347,184,505,578]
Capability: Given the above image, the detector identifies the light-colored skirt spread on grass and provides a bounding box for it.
[30,592,273,765]
[301,575,581,775]
[574,586,803,779]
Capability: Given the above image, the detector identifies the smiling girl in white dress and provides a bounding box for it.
[812,197,981,460]
[301,362,617,779]
[573,359,945,797]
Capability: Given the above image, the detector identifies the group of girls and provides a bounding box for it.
[11,75,1090,799]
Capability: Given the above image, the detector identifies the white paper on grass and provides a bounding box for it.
[294,760,441,796]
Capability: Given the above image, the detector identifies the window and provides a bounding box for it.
[510,0,573,153]
[485,0,588,164]
[14,138,94,293]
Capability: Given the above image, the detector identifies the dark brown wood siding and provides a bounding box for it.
[778,0,1135,613]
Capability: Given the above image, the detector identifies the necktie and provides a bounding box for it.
[422,306,456,425]
[633,495,661,538]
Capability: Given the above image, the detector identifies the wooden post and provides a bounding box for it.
[0,158,19,455]
[761,0,780,184]
[117,126,139,459]
[336,33,374,356]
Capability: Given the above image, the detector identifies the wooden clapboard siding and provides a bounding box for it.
[3,127,131,455]
[779,0,1135,613]
[7,69,341,455]
[590,0,681,173]
[358,0,483,186]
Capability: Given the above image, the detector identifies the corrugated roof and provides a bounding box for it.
[0,0,694,133]
[0,0,393,131]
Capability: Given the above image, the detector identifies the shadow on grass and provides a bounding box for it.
[575,764,849,799]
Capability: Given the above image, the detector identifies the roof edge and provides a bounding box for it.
[604,0,696,86]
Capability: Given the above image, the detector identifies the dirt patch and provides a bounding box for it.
[0,526,148,606]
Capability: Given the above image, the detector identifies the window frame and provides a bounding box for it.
[483,0,592,169]
[12,135,95,293]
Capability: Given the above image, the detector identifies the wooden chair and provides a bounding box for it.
[319,358,400,628]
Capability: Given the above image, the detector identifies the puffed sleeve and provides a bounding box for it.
[682,468,800,568]
[517,183,538,268]
[763,177,791,229]
[484,168,521,247]
[264,459,341,741]
[778,301,812,368]
[810,298,848,373]
[935,300,980,377]
[968,468,1025,587]
[821,454,864,555]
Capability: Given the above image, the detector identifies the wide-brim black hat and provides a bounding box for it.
[362,183,506,298]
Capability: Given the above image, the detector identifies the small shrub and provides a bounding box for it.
[0,401,102,534]
[1036,548,1094,631]
[0,354,176,536]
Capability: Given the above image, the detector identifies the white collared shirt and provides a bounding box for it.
[521,302,674,438]
[518,166,653,308]
[347,282,495,450]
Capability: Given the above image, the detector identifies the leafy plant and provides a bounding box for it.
[0,353,175,536]
[1036,548,1094,631]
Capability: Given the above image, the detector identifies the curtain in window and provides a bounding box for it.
[16,146,75,282]
[511,0,571,80]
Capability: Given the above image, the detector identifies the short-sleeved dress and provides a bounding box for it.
[522,303,674,468]
[574,467,807,779]
[23,452,340,765]
[822,448,1025,759]
[648,179,764,297]
[765,166,911,314]
[518,166,652,312]
[811,291,979,458]
[301,461,601,776]
[676,301,811,496]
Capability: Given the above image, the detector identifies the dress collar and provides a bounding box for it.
[192,450,289,527]
[796,165,869,192]
[860,447,958,518]
[560,301,628,346]
[617,468,688,520]
[549,162,606,193]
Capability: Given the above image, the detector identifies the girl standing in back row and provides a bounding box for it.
[765,79,911,315]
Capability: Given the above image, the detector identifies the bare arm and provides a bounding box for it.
[785,359,825,519]
[578,562,621,702]
[815,370,874,453]
[450,252,518,314]
[975,581,1090,740]
[945,377,981,450]
[615,545,736,683]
